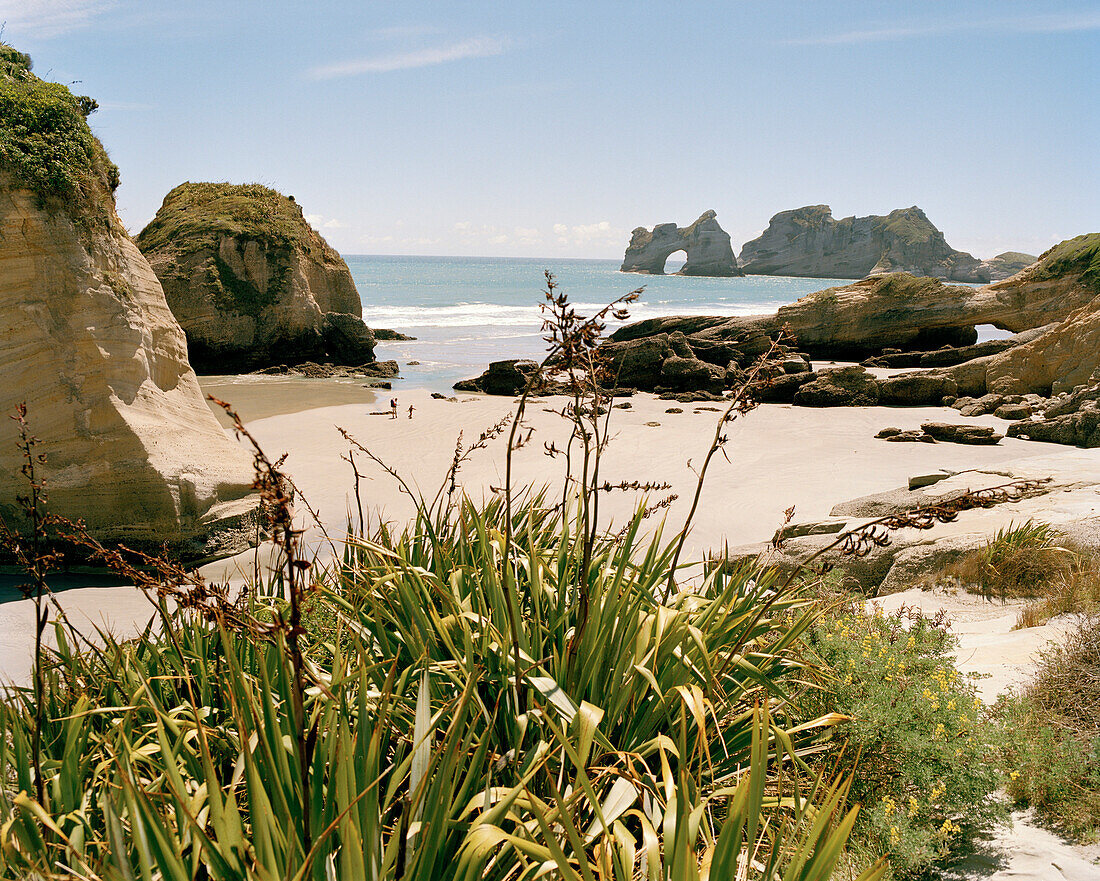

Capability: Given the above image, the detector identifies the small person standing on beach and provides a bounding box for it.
[408,404,415,420]
[389,398,398,419]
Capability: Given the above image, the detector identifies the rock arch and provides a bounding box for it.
[620,210,742,277]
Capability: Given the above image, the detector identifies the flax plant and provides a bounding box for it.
[0,281,885,880]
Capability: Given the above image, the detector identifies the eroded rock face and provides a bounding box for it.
[0,179,261,559]
[941,235,1100,396]
[137,183,376,373]
[621,210,741,277]
[739,205,987,282]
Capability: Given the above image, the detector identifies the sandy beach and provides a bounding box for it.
[5,376,1089,685]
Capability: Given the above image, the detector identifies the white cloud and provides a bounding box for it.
[306,213,345,232]
[487,234,509,245]
[308,36,507,80]
[784,11,1100,46]
[552,220,620,247]
[0,0,118,38]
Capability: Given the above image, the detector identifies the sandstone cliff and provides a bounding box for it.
[137,183,375,373]
[738,205,987,282]
[0,45,259,559]
[621,210,741,277]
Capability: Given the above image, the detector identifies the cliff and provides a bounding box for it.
[0,45,260,559]
[738,205,987,282]
[137,183,375,373]
[620,210,742,277]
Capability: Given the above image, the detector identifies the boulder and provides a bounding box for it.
[738,205,988,282]
[754,371,816,403]
[137,183,376,373]
[453,359,540,395]
[621,210,741,277]
[658,355,726,392]
[958,393,1005,417]
[993,403,1033,420]
[1006,381,1100,448]
[920,423,1003,445]
[793,366,880,407]
[877,373,958,406]
[0,48,260,559]
[602,335,674,390]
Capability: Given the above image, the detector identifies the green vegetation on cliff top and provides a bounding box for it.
[1033,233,1100,293]
[136,182,323,256]
[0,43,119,218]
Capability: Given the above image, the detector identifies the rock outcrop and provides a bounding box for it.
[792,366,880,407]
[738,205,987,282]
[0,46,260,559]
[137,183,376,373]
[454,360,541,395]
[1007,379,1100,448]
[620,211,741,277]
[611,247,1097,366]
[940,234,1100,397]
[979,251,1037,281]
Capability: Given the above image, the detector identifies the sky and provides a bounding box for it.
[2,0,1097,259]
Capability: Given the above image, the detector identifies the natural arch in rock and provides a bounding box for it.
[620,210,742,277]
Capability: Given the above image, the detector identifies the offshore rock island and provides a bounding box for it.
[620,210,742,276]
[738,204,991,281]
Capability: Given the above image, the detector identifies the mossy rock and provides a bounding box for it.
[136,182,320,257]
[1031,233,1100,294]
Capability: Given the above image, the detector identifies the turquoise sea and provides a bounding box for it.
[346,256,855,392]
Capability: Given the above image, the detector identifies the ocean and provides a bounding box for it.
[347,255,856,392]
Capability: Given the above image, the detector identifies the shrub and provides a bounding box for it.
[1015,545,1100,628]
[0,41,119,219]
[800,602,1002,875]
[946,520,1072,600]
[998,614,1100,838]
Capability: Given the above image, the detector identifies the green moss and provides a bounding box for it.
[1032,233,1100,294]
[137,182,325,315]
[0,42,118,220]
[208,251,283,316]
[136,182,319,257]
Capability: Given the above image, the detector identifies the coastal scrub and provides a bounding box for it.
[0,43,119,220]
[802,601,1002,875]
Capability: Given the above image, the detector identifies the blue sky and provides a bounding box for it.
[3,0,1097,259]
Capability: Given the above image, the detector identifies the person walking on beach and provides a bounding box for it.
[389,398,398,419]
[408,404,415,420]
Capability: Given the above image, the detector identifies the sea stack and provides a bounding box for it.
[739,205,988,282]
[137,183,376,373]
[621,210,742,277]
[0,44,260,559]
